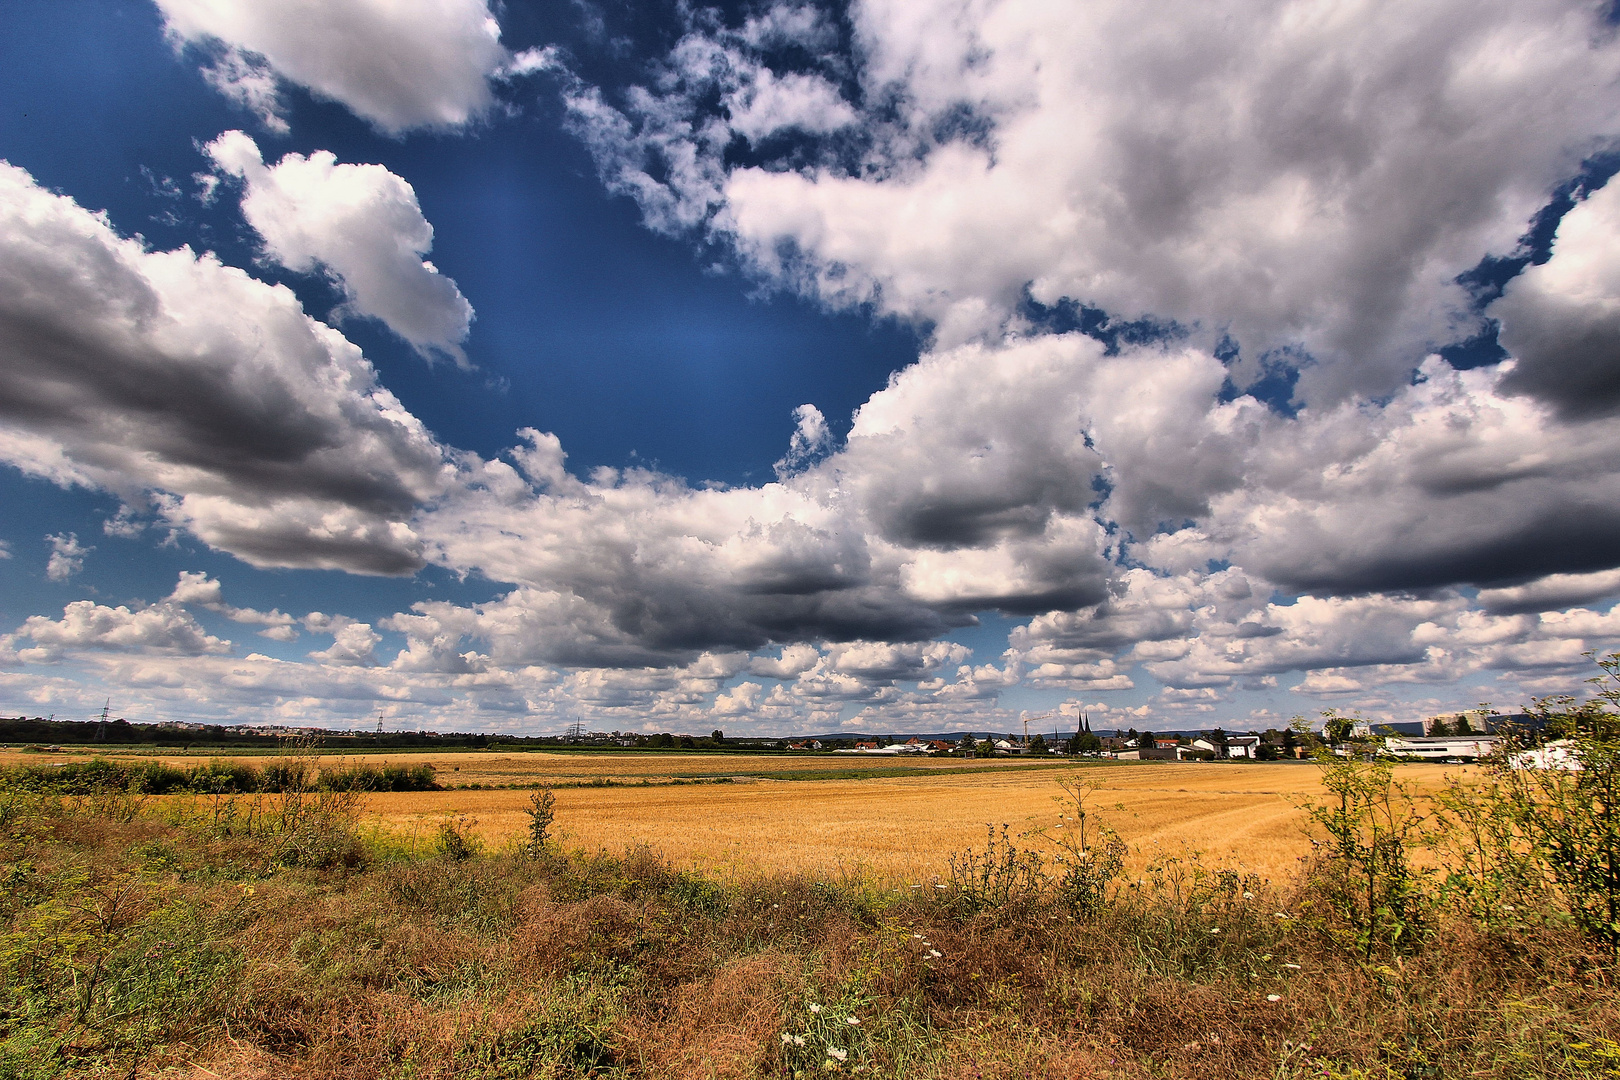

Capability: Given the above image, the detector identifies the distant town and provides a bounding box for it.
[0,708,1538,763]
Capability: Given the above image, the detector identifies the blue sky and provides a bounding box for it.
[2,0,1619,736]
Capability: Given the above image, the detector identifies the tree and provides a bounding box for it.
[1208,727,1229,758]
[1322,711,1355,746]
[711,729,724,744]
[1452,713,1472,735]
[1125,727,1140,748]
[1027,733,1048,755]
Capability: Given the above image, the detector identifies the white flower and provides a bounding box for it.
[783,1034,793,1045]
[1243,891,1255,900]
[1284,963,1302,970]
[912,933,923,939]
[846,1016,860,1026]
[928,949,942,959]
[808,1003,822,1013]
[794,1035,806,1046]
[1208,927,1221,934]
[827,1047,848,1062]
[1267,994,1282,1003]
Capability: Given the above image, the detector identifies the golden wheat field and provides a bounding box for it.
[1,747,1468,883]
[362,760,1466,883]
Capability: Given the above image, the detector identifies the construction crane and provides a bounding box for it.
[1018,710,1059,750]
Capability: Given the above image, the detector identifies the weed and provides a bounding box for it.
[944,824,1045,916]
[1036,778,1127,914]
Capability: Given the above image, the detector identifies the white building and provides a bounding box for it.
[1189,734,1261,759]
[1511,740,1582,770]
[1382,735,1498,760]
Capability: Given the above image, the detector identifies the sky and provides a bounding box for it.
[3,0,1620,737]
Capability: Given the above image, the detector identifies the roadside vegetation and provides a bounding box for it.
[0,755,438,796]
[3,661,1620,1078]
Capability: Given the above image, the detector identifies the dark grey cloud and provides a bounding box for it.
[0,163,448,574]
[1492,178,1620,419]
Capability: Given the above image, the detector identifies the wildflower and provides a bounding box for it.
[1266,994,1282,1002]
[1243,891,1255,900]
[1208,927,1221,934]
[1284,963,1301,970]
[794,1035,806,1046]
[783,1034,794,1045]
[846,1016,861,1026]
[827,1047,848,1062]
[928,949,942,959]
[1275,912,1289,919]
[912,933,923,939]
[808,1003,822,1013]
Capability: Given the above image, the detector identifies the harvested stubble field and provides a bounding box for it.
[361,758,1465,883]
[0,748,1464,882]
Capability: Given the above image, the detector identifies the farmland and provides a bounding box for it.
[2,736,1614,1079]
[0,747,1463,882]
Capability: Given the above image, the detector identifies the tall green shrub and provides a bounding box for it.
[1298,741,1432,958]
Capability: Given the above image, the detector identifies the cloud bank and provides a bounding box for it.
[5,0,1620,733]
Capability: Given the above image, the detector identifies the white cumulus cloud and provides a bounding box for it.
[156,0,511,135]
[206,131,474,365]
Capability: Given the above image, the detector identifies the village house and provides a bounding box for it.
[1191,734,1262,759]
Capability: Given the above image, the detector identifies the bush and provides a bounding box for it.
[1431,654,1620,958]
[314,762,437,792]
[1298,751,1432,958]
[521,787,556,857]
[433,816,481,861]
